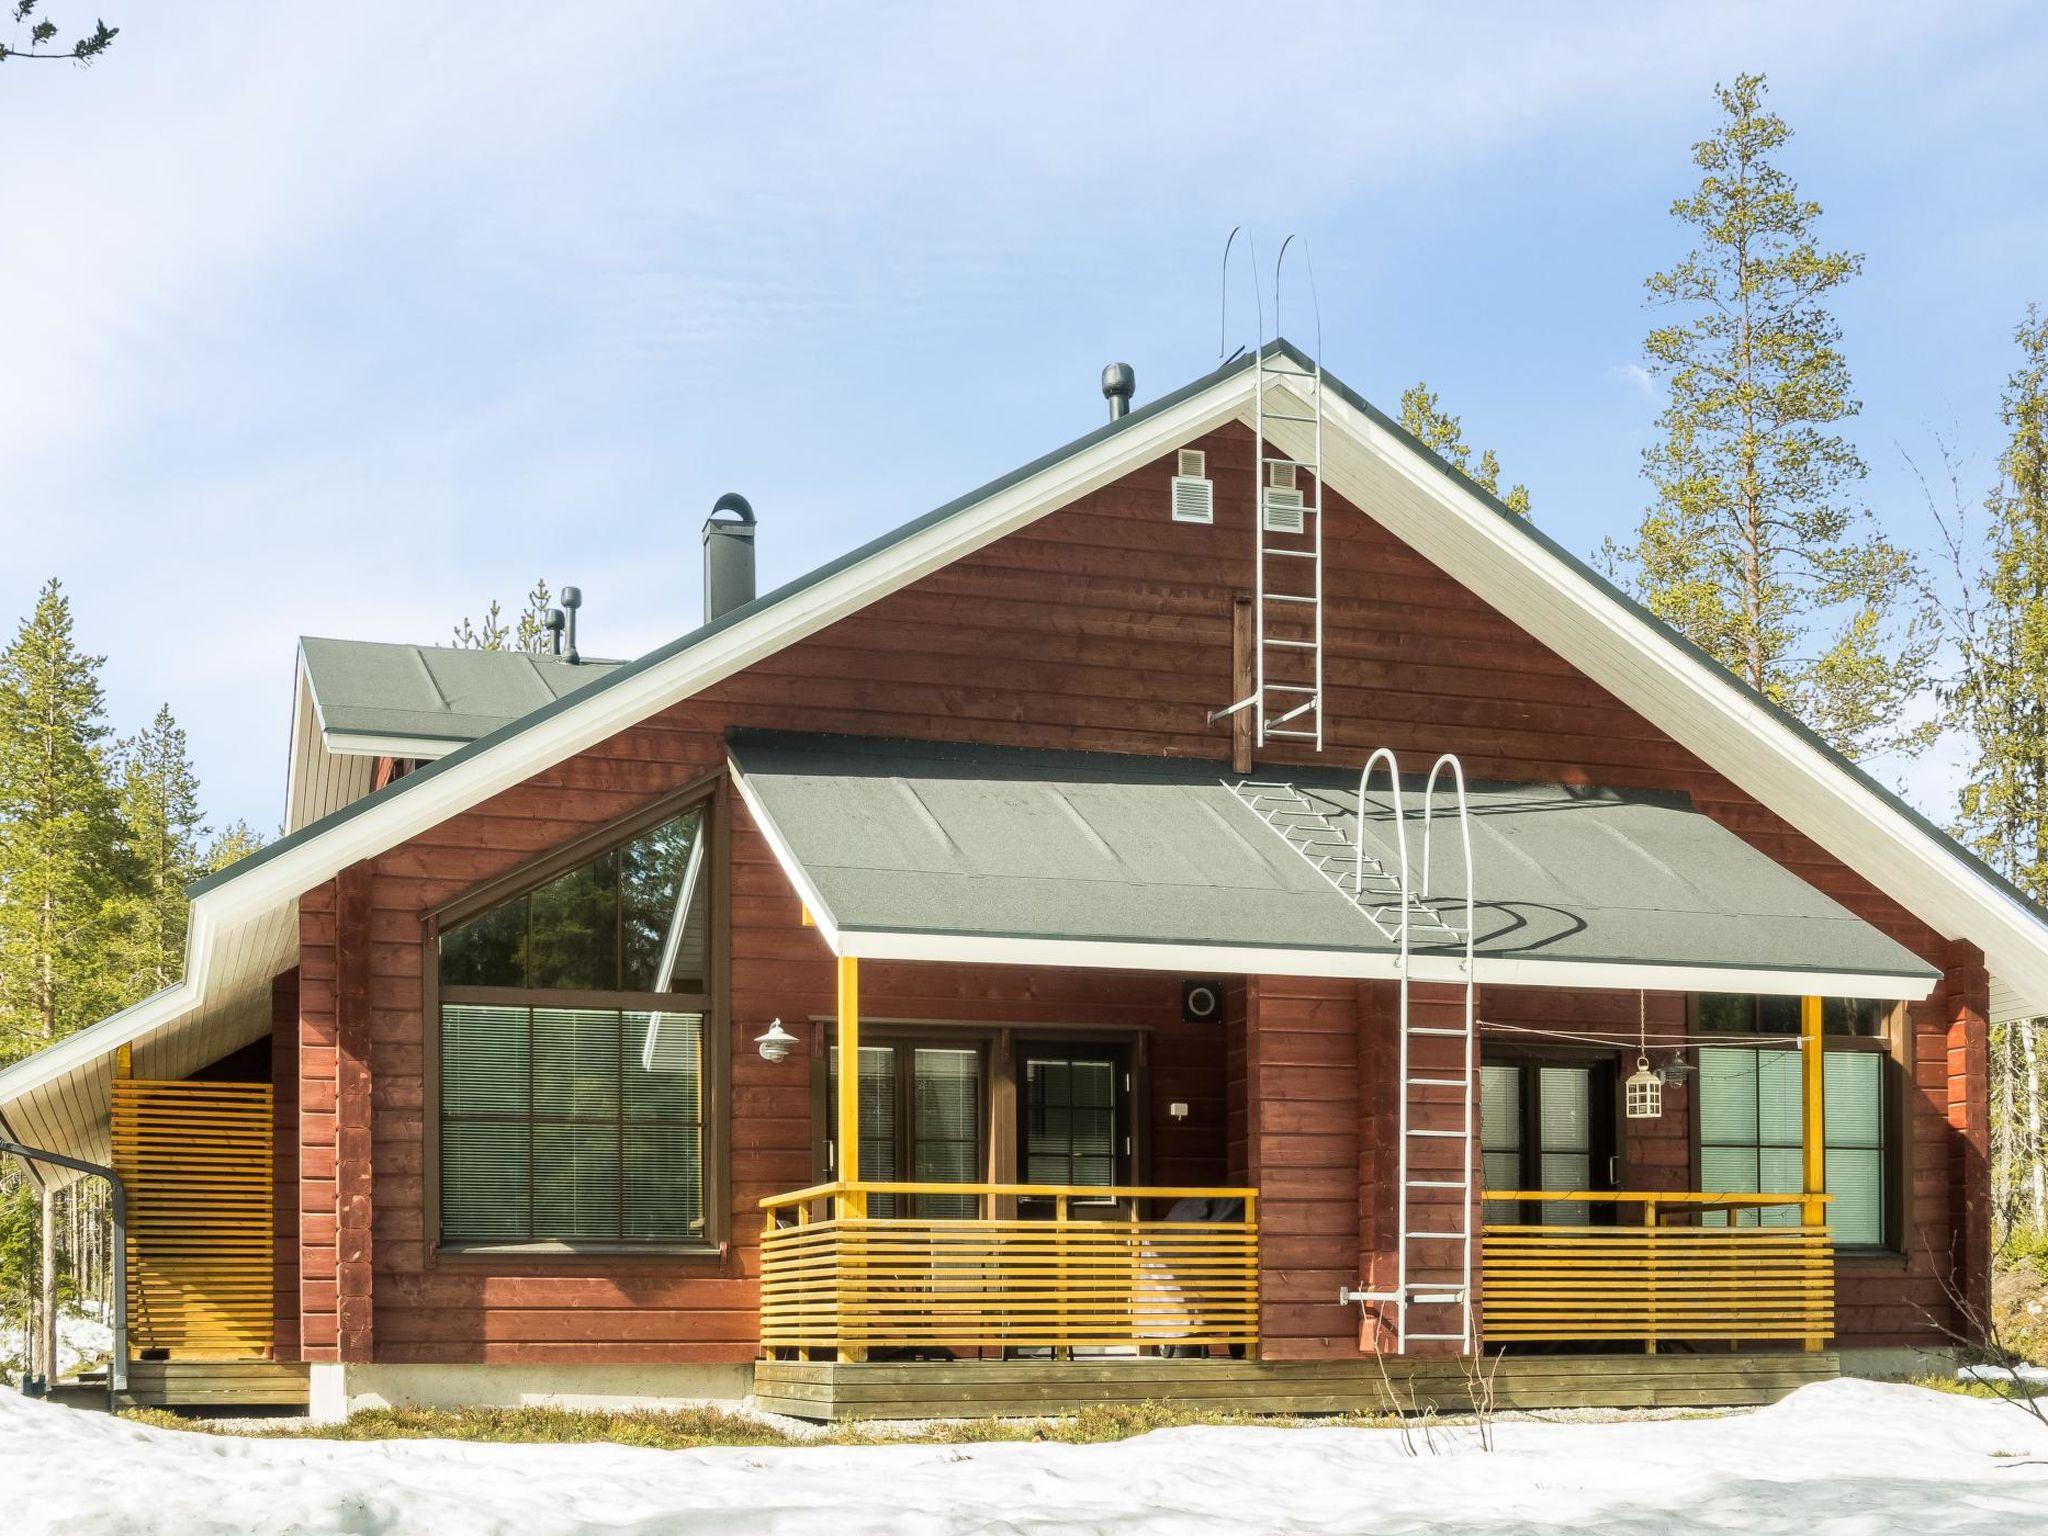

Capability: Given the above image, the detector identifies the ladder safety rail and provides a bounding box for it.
[1210,234,1325,751]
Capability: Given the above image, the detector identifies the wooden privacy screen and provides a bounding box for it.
[760,1182,1259,1356]
[111,1079,275,1358]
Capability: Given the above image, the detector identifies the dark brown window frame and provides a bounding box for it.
[1684,994,1909,1256]
[422,770,732,1263]
[1478,1043,1622,1225]
[806,1019,1154,1217]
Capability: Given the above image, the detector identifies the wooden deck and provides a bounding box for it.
[122,1358,311,1411]
[752,1351,1840,1421]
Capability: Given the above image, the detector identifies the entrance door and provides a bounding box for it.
[1480,1058,1616,1225]
[1017,1044,1131,1213]
[827,1041,986,1217]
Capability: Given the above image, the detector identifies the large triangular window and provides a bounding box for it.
[434,792,717,1251]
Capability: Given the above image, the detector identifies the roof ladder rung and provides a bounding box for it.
[1264,548,1318,559]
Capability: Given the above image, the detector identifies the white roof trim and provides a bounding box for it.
[1265,377,2048,1018]
[4,361,1261,1121]
[13,342,2048,1134]
[322,731,468,760]
[827,925,1931,999]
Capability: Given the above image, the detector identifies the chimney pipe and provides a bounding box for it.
[704,492,757,623]
[1101,362,1134,421]
[560,587,582,663]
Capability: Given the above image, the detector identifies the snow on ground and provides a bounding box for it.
[4,1377,2048,1535]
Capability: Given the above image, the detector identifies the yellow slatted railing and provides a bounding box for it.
[1482,1192,1832,1351]
[110,1079,274,1359]
[760,1181,1258,1357]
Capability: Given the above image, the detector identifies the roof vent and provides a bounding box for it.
[1101,362,1135,421]
[703,493,757,624]
[1171,448,1213,525]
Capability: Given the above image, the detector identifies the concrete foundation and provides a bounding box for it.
[1834,1345,1963,1382]
[307,1361,755,1423]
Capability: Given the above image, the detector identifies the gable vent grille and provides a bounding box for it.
[1269,462,1297,490]
[1179,449,1206,477]
[1172,473,1215,525]
[1262,485,1306,535]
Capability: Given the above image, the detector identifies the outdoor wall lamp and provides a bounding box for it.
[755,1018,798,1064]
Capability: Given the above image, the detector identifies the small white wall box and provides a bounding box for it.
[1171,448,1214,524]
[1169,1102,1190,1120]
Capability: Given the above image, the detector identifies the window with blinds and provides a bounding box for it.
[1481,1061,1600,1225]
[827,1044,984,1218]
[1697,1046,1888,1247]
[437,796,716,1249]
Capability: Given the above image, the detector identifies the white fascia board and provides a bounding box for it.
[322,731,469,761]
[832,925,1935,1000]
[203,372,1252,936]
[1288,383,2048,1016]
[727,755,843,949]
[0,902,219,1107]
[58,366,1256,1088]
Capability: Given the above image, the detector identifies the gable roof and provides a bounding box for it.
[5,339,2042,1176]
[300,637,628,757]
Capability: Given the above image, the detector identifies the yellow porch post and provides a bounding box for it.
[1800,994,1827,1352]
[834,953,865,1363]
[835,954,864,1219]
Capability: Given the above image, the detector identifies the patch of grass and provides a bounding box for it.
[1908,1371,2048,1402]
[117,1397,1402,1450]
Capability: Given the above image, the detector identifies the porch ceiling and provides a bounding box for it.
[727,730,1939,999]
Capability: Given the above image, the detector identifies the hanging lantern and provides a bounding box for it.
[1625,1054,1664,1120]
[1622,990,1663,1119]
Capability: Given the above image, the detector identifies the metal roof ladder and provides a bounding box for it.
[1210,235,1325,752]
[1339,749,1478,1355]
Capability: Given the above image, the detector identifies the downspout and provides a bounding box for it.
[0,1136,127,1399]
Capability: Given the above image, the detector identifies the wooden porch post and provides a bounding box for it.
[1800,994,1826,1352]
[834,953,865,1364]
[835,954,863,1219]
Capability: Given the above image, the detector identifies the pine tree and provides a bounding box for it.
[1929,307,2048,1246]
[1951,306,2048,894]
[0,580,125,1063]
[204,819,266,875]
[453,579,555,653]
[1608,73,1931,761]
[1398,383,1531,516]
[108,704,208,999]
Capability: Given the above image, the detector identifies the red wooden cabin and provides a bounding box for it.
[0,344,2021,1417]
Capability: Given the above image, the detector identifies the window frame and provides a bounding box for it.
[1478,1044,1620,1226]
[422,772,731,1262]
[1684,994,1907,1256]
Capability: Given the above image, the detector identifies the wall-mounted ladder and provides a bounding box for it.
[1210,233,1326,752]
[1334,750,1479,1354]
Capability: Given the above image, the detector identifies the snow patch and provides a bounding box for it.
[1,1376,2045,1534]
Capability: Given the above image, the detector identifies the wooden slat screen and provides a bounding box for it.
[1482,1223,1833,1346]
[111,1079,275,1358]
[760,1183,1258,1353]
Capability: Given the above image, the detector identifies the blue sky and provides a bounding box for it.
[3,2,2044,837]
